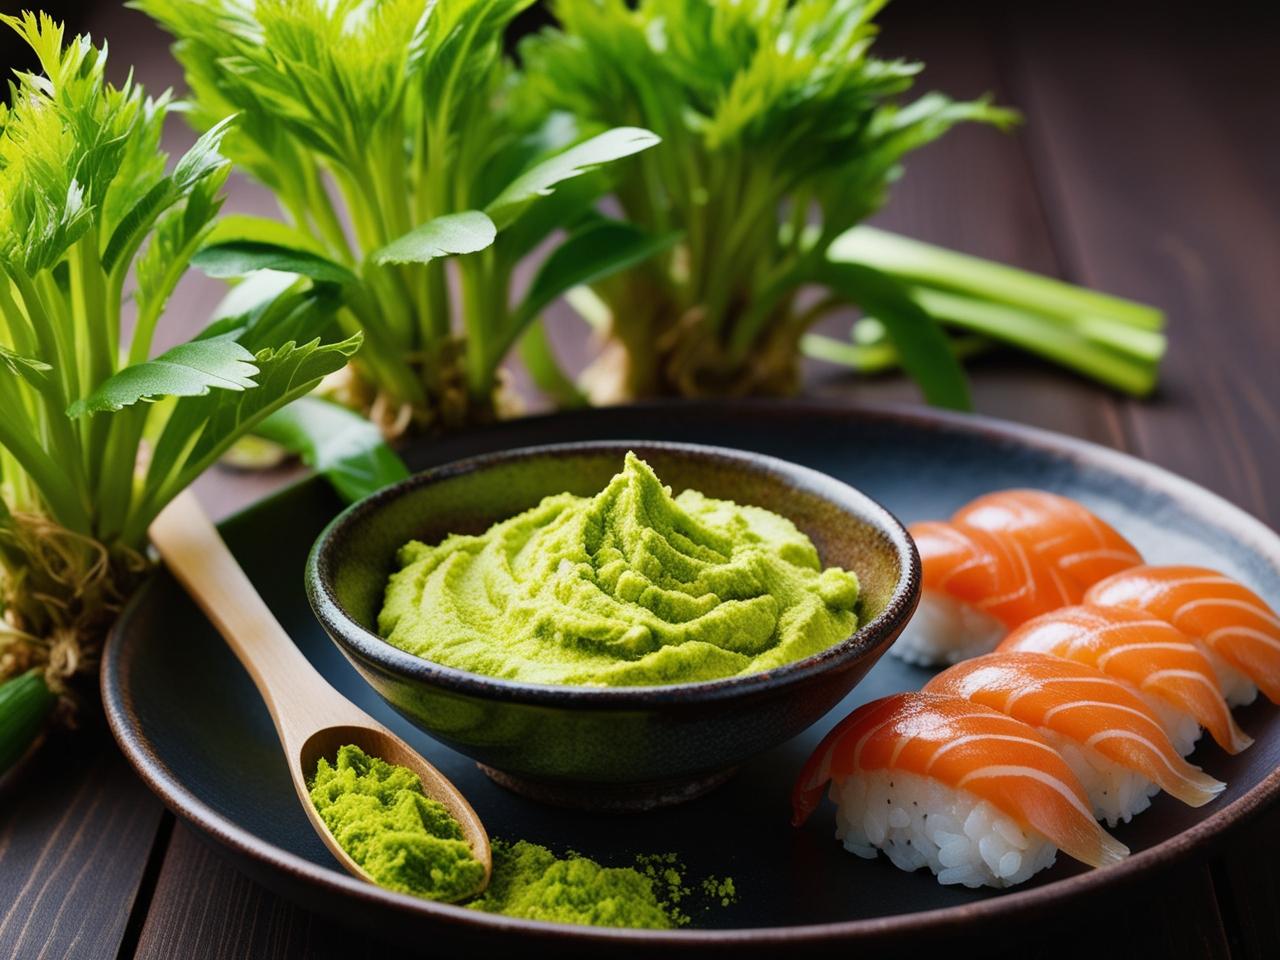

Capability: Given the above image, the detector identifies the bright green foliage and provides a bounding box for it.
[256,396,409,504]
[137,0,663,433]
[523,0,1164,403]
[0,14,358,717]
[519,0,1011,404]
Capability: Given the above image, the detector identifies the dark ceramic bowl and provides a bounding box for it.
[305,441,919,809]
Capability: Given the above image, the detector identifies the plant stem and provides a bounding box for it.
[910,287,1159,395]
[833,226,1164,331]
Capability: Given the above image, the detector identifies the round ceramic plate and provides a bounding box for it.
[102,401,1280,954]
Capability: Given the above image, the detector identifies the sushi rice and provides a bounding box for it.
[1035,728,1161,826]
[832,769,1058,888]
[1199,647,1259,707]
[891,592,1006,667]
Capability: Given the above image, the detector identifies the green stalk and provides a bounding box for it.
[0,405,87,530]
[459,250,501,399]
[909,287,1159,395]
[9,273,92,517]
[833,226,1164,331]
[76,234,117,492]
[301,161,354,263]
[93,407,147,543]
[339,296,428,410]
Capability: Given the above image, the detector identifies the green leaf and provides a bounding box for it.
[68,339,259,417]
[101,116,234,274]
[202,214,327,255]
[494,168,610,266]
[372,211,497,266]
[131,168,230,363]
[510,220,681,334]
[171,115,236,191]
[181,335,363,472]
[136,334,363,533]
[817,260,972,411]
[485,127,660,230]
[256,396,408,504]
[0,670,55,776]
[192,241,357,285]
[0,345,52,385]
[209,270,305,324]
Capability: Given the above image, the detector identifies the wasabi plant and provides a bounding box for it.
[138,0,665,435]
[520,0,1164,407]
[0,13,359,770]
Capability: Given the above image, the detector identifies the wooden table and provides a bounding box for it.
[2,2,1278,956]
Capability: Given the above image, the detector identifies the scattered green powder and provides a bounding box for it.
[379,452,859,686]
[308,745,486,902]
[701,876,738,907]
[469,840,679,929]
[468,841,736,929]
[636,852,691,925]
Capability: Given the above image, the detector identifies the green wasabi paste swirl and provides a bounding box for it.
[378,452,859,686]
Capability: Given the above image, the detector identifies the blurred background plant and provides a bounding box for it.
[518,0,1165,409]
[0,12,359,770]
[137,0,665,437]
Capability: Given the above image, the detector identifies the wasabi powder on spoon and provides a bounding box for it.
[309,745,486,901]
[379,453,859,685]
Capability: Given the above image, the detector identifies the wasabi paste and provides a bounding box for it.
[379,453,859,685]
[308,745,485,901]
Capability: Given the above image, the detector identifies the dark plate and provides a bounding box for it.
[102,400,1280,954]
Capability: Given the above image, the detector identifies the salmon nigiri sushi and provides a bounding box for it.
[953,490,1142,593]
[792,693,1128,888]
[925,652,1224,825]
[892,521,1074,666]
[999,605,1252,755]
[1087,565,1280,706]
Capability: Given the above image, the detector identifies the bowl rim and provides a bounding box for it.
[305,439,921,707]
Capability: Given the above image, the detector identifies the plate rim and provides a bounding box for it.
[102,398,1280,947]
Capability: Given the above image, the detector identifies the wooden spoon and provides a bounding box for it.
[149,490,491,900]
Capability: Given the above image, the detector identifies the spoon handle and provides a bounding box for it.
[149,490,366,748]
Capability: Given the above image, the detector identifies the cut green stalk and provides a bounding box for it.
[909,288,1161,395]
[0,13,358,735]
[138,0,663,436]
[831,226,1165,332]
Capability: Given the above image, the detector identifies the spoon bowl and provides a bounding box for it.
[149,491,490,902]
[295,724,491,897]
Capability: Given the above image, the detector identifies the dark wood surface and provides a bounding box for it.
[1,1,1278,957]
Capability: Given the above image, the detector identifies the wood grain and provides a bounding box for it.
[0,726,163,960]
[807,5,1131,448]
[134,826,376,960]
[1001,3,1280,526]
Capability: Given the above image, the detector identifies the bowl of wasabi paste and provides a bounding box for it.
[307,441,919,810]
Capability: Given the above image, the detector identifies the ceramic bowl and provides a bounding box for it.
[305,441,919,810]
